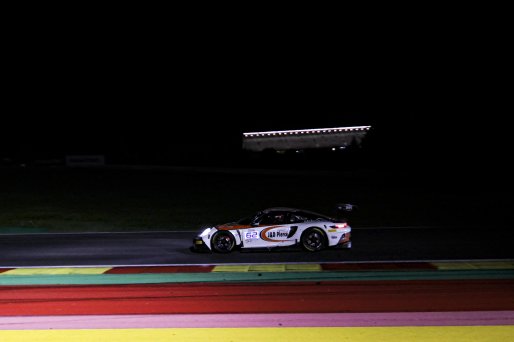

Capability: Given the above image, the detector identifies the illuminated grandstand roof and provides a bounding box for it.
[242,125,372,152]
[243,125,371,138]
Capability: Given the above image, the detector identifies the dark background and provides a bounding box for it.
[0,7,512,237]
[2,9,511,185]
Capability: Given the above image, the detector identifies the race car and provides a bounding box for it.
[193,207,352,253]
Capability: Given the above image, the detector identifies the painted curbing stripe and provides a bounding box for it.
[1,269,514,286]
[1,280,513,316]
[1,261,513,276]
[1,268,112,275]
[433,261,514,270]
[212,264,322,272]
[0,326,513,342]
[285,264,321,272]
[104,266,215,274]
[322,262,437,271]
[1,312,513,329]
[212,265,250,272]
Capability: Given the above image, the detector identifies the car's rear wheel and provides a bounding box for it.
[301,227,326,252]
[211,231,236,253]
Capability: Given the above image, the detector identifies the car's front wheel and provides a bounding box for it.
[301,227,326,252]
[211,231,236,253]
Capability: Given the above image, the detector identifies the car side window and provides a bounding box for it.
[274,213,286,224]
[257,213,274,225]
[259,212,286,225]
[298,212,326,222]
[289,214,306,223]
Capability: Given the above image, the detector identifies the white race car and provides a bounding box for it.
[193,207,352,253]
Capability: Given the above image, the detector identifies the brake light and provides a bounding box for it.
[330,223,348,229]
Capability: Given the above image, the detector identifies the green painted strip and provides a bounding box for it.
[0,270,513,286]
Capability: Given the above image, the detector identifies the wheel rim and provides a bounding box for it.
[304,230,323,250]
[214,234,233,251]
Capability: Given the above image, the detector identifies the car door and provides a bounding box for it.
[241,211,295,248]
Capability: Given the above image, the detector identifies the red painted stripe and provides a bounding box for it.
[1,280,513,316]
[104,266,215,274]
[0,268,14,274]
[321,262,437,271]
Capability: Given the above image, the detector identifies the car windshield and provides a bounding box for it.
[237,212,261,225]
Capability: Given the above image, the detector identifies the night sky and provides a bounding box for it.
[2,13,509,181]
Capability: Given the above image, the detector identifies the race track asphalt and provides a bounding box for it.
[1,226,513,267]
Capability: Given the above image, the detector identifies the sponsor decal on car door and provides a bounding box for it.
[260,226,291,242]
[242,226,293,248]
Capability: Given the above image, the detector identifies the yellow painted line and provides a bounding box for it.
[1,267,112,275]
[249,264,286,272]
[434,261,514,270]
[0,327,513,342]
[434,263,478,270]
[212,265,250,272]
[285,264,322,272]
[212,264,322,272]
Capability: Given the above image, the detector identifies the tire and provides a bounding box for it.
[301,227,326,252]
[211,231,236,253]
